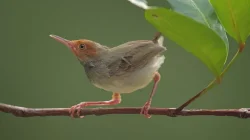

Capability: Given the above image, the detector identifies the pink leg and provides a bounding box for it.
[69,93,121,118]
[140,72,161,118]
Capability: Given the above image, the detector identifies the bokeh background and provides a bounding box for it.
[1,0,250,140]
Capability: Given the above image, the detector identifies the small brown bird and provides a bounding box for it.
[50,34,166,118]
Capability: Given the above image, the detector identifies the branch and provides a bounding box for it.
[0,103,249,119]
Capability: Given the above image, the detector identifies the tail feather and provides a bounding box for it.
[157,35,164,46]
[152,32,164,46]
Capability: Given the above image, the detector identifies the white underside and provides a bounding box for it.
[94,55,165,93]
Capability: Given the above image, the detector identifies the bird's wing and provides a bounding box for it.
[107,40,166,76]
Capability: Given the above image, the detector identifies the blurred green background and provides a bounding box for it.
[1,0,250,140]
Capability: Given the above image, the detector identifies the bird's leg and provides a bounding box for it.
[69,93,121,118]
[140,72,161,118]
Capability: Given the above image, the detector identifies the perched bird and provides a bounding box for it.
[50,33,166,118]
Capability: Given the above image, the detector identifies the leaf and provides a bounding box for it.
[167,0,229,49]
[210,0,250,43]
[127,0,149,9]
[145,8,227,76]
[127,0,228,76]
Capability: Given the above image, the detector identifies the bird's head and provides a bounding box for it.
[50,34,108,62]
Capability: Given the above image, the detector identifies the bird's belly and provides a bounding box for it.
[93,56,165,93]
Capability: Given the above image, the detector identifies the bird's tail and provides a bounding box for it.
[152,32,164,46]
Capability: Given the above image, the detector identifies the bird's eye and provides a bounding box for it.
[79,44,86,50]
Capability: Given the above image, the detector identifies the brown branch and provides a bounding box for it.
[0,103,249,119]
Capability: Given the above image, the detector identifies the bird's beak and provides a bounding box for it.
[49,34,74,48]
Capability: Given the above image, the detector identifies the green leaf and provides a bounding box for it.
[167,0,229,48]
[210,0,250,43]
[145,8,227,76]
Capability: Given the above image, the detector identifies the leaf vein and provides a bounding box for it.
[190,0,210,27]
[227,0,242,43]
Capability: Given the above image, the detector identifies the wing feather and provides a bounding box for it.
[107,40,166,76]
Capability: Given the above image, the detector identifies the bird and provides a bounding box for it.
[50,33,167,118]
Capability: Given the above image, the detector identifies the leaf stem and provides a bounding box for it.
[221,47,241,77]
[175,44,243,114]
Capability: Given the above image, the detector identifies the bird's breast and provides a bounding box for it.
[84,55,165,94]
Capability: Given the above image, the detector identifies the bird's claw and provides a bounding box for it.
[69,102,87,118]
[140,101,152,118]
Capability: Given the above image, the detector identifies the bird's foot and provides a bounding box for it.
[140,101,151,118]
[69,102,87,118]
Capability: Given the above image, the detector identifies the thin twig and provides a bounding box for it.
[175,46,243,114]
[0,103,249,119]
